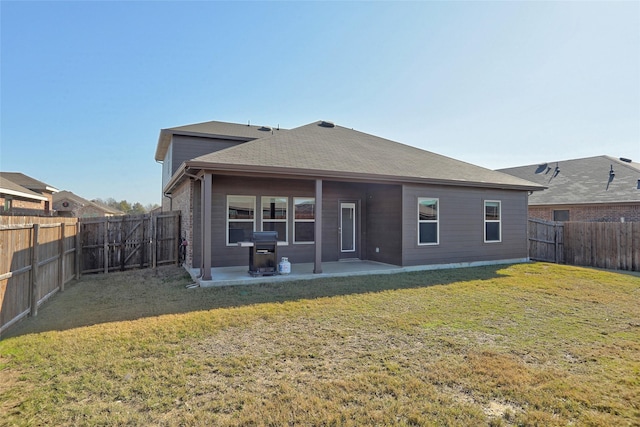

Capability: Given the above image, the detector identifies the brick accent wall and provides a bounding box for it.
[529,203,640,222]
[0,195,50,215]
[171,180,194,267]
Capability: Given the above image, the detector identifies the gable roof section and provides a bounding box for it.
[498,156,640,205]
[155,120,287,161]
[181,121,543,191]
[0,172,59,194]
[0,175,48,201]
[53,191,124,215]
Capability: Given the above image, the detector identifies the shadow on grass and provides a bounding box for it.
[3,263,512,339]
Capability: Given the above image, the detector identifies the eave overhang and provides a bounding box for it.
[163,161,547,195]
[0,187,48,201]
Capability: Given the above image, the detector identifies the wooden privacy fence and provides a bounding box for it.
[563,221,640,271]
[1,212,181,335]
[528,219,640,272]
[0,217,79,334]
[79,212,180,274]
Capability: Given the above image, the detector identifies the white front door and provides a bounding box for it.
[340,202,356,253]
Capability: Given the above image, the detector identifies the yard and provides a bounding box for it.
[1,263,638,426]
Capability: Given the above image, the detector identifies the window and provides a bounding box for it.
[261,196,288,242]
[418,198,438,245]
[553,210,570,222]
[227,195,255,244]
[293,197,315,243]
[484,201,501,242]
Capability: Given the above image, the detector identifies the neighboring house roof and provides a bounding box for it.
[53,191,124,215]
[155,120,288,162]
[0,175,48,201]
[0,172,59,194]
[498,155,640,205]
[175,120,543,191]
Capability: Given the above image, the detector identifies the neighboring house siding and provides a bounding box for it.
[529,203,640,222]
[402,185,528,266]
[1,195,46,214]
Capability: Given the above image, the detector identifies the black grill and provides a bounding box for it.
[248,231,278,277]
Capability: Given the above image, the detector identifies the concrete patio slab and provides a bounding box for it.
[187,258,529,287]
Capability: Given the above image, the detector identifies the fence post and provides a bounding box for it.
[103,218,109,274]
[76,222,82,279]
[553,221,560,264]
[30,224,40,317]
[59,223,65,292]
[151,214,157,269]
[119,216,126,271]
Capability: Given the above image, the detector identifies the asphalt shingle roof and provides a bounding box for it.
[186,121,542,190]
[498,156,640,205]
[155,120,287,161]
[0,172,58,193]
[0,175,48,201]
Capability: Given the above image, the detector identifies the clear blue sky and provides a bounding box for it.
[1,1,638,206]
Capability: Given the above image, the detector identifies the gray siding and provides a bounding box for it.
[171,135,247,177]
[210,176,317,267]
[365,184,403,265]
[190,175,529,270]
[321,181,368,261]
[402,185,529,266]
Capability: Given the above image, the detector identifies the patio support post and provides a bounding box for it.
[201,173,213,280]
[314,179,323,274]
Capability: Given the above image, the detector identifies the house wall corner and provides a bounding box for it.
[171,180,194,268]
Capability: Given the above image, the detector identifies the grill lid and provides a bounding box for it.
[251,231,278,242]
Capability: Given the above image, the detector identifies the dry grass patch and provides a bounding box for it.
[1,262,639,426]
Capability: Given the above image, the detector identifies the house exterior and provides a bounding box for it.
[53,191,124,218]
[499,156,640,222]
[0,172,59,216]
[156,120,544,280]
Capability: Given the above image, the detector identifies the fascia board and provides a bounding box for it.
[180,161,547,192]
[0,188,48,201]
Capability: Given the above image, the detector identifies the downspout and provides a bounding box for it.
[163,192,173,211]
[183,170,210,280]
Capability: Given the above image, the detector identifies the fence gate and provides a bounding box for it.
[80,212,180,274]
[528,219,564,263]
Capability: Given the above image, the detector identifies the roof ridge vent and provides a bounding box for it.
[620,157,632,163]
[319,120,335,128]
[259,125,272,131]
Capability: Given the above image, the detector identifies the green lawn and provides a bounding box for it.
[1,263,639,426]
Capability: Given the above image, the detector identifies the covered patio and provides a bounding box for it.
[187,258,524,287]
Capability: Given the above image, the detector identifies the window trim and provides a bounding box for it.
[226,195,256,246]
[261,196,288,244]
[553,209,570,222]
[417,197,439,246]
[293,197,315,244]
[484,200,502,243]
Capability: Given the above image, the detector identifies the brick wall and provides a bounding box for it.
[0,195,48,215]
[171,180,194,267]
[529,203,640,222]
